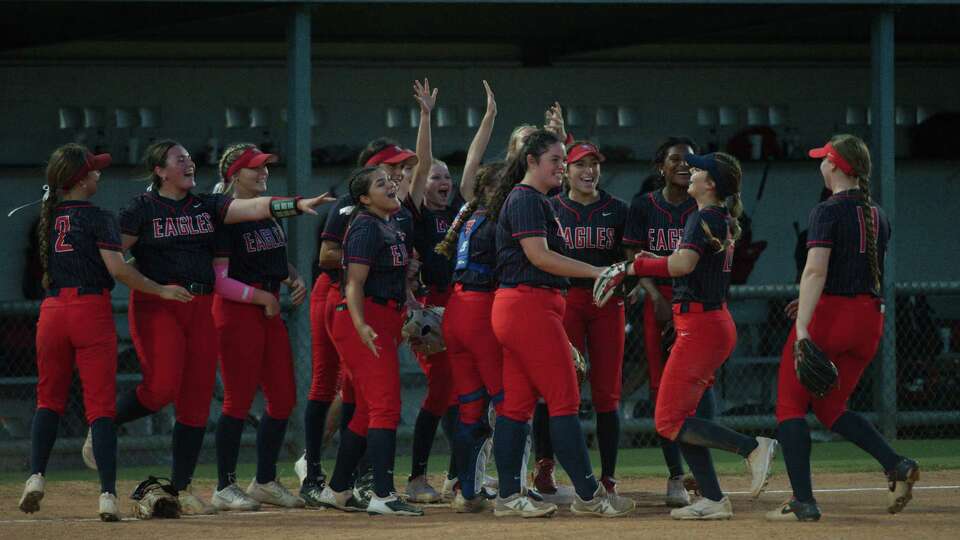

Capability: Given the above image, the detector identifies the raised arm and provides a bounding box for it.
[409,78,437,208]
[460,81,497,203]
[224,194,335,225]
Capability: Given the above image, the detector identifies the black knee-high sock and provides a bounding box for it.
[171,422,206,491]
[549,414,599,500]
[339,402,371,483]
[778,419,814,503]
[304,400,331,480]
[454,420,488,499]
[596,410,620,479]
[215,415,245,490]
[30,408,60,475]
[532,403,553,460]
[660,437,685,478]
[441,406,458,479]
[329,427,367,492]
[678,442,723,501]
[367,428,398,498]
[493,416,528,498]
[696,387,717,419]
[90,417,117,495]
[114,390,154,426]
[676,417,758,458]
[410,408,441,478]
[256,415,288,484]
[340,402,356,430]
[830,411,901,471]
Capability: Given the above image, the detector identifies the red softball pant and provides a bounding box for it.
[492,286,580,422]
[325,283,354,404]
[308,273,341,402]
[129,290,217,428]
[776,294,884,428]
[35,290,117,423]
[563,287,625,413]
[442,285,503,425]
[213,295,296,420]
[415,288,456,416]
[655,305,736,441]
[331,298,403,437]
[643,284,674,402]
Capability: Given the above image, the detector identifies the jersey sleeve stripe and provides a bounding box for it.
[345,256,372,264]
[679,242,703,254]
[321,232,343,242]
[96,242,123,251]
[622,236,645,246]
[807,240,833,247]
[511,229,546,237]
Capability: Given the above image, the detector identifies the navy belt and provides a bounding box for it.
[676,301,725,313]
[45,286,108,297]
[174,282,213,295]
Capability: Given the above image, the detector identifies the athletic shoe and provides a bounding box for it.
[493,492,557,518]
[212,483,261,511]
[99,492,121,522]
[670,496,733,520]
[300,478,326,508]
[367,493,424,516]
[452,491,491,513]
[765,498,822,522]
[82,429,98,471]
[600,476,619,496]
[318,485,366,512]
[18,473,45,514]
[294,451,308,487]
[405,475,441,503]
[178,485,218,515]
[570,484,636,518]
[353,471,374,508]
[666,475,691,508]
[886,457,920,514]
[746,437,778,498]
[533,458,558,495]
[441,475,459,501]
[246,478,305,508]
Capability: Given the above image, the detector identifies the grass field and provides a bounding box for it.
[4,438,959,485]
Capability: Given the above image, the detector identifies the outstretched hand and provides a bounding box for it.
[544,101,566,141]
[296,192,336,215]
[482,80,497,117]
[414,78,438,114]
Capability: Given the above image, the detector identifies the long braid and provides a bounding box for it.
[830,134,880,294]
[38,192,60,289]
[858,177,881,294]
[435,162,504,259]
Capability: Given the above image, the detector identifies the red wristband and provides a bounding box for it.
[633,256,671,278]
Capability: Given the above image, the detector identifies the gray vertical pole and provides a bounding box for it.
[286,3,312,452]
[871,9,897,439]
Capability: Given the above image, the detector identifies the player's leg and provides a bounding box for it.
[587,297,625,489]
[302,274,338,493]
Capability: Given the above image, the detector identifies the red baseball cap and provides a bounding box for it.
[566,142,606,164]
[225,146,278,181]
[64,152,112,189]
[365,145,418,167]
[808,142,855,176]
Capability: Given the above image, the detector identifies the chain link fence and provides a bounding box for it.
[2,282,959,472]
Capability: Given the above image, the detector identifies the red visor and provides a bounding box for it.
[225,147,278,181]
[365,145,418,167]
[566,143,606,164]
[65,152,112,189]
[808,142,855,176]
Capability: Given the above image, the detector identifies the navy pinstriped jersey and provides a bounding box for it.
[452,204,497,291]
[672,207,734,304]
[320,194,355,284]
[624,190,697,286]
[46,201,122,290]
[119,192,232,286]
[806,189,890,297]
[404,193,465,290]
[391,205,415,253]
[214,218,289,290]
[342,210,409,303]
[496,184,569,290]
[552,190,627,288]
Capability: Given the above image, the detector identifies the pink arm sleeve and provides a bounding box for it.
[213,259,255,303]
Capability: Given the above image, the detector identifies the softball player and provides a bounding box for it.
[319,167,424,516]
[767,135,917,521]
[624,152,777,520]
[550,141,628,495]
[208,143,307,511]
[18,144,191,522]
[623,136,707,506]
[89,139,329,515]
[489,129,635,518]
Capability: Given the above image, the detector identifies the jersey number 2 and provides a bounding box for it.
[54,216,74,253]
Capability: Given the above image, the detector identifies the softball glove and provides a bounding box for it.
[794,338,838,398]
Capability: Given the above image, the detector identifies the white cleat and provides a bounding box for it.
[441,476,458,501]
[570,484,636,518]
[670,496,733,520]
[493,492,557,518]
[405,475,441,503]
[18,473,45,514]
[246,478,305,508]
[665,475,691,507]
[367,493,424,516]
[212,483,261,511]
[746,437,778,498]
[178,484,218,515]
[99,492,121,522]
[294,451,308,487]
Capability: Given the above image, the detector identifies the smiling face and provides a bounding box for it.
[156,145,196,192]
[567,155,601,197]
[527,142,567,191]
[232,164,269,198]
[425,162,453,208]
[360,169,400,214]
[662,144,694,188]
[687,167,715,200]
